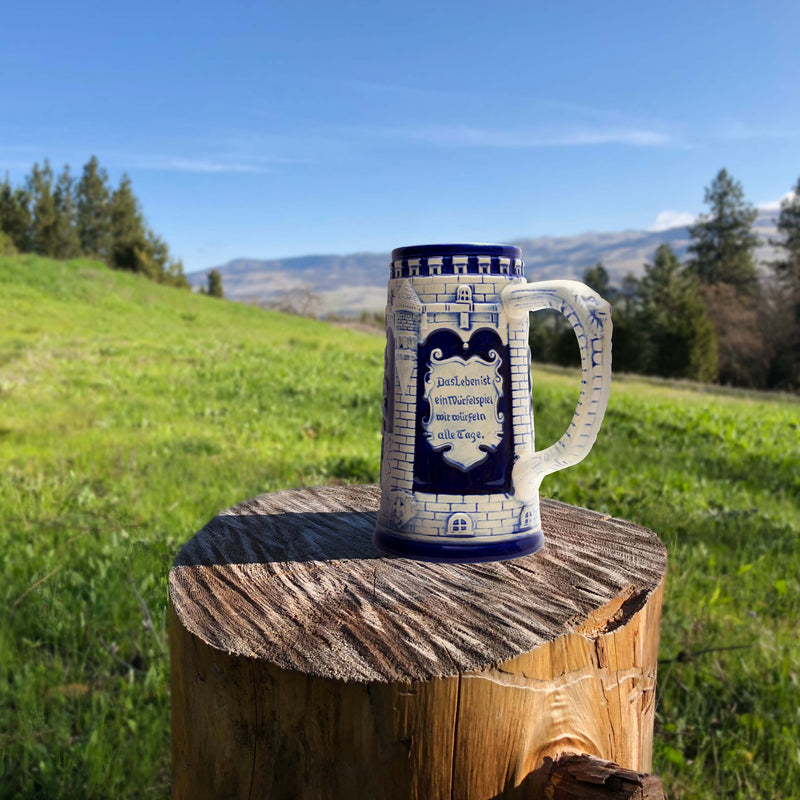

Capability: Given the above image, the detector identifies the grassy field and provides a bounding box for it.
[1,255,798,799]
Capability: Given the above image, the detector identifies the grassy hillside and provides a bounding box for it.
[1,255,798,798]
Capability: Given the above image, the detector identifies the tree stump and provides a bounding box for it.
[169,485,667,800]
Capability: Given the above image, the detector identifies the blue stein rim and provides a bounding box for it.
[391,243,521,261]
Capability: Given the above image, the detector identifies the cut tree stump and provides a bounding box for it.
[169,485,667,800]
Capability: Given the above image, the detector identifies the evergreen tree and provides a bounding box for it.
[147,229,190,287]
[607,273,641,375]
[0,229,17,256]
[767,178,800,388]
[0,175,32,252]
[687,168,760,294]
[582,262,611,297]
[206,269,224,298]
[164,257,190,288]
[771,177,800,291]
[27,160,61,256]
[637,243,717,382]
[1,156,189,291]
[109,174,153,276]
[76,156,112,261]
[52,165,81,259]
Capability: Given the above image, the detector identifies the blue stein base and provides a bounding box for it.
[372,527,545,563]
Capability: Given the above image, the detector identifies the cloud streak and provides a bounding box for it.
[352,124,673,149]
[717,122,799,142]
[334,79,667,127]
[124,156,271,174]
[0,146,312,175]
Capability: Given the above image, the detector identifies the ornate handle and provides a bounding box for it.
[501,280,612,501]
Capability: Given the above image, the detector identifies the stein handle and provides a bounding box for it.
[501,280,612,501]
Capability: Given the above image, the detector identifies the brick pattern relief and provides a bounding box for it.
[378,263,537,543]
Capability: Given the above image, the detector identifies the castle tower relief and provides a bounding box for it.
[378,250,536,540]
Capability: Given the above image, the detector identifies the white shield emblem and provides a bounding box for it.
[422,348,504,471]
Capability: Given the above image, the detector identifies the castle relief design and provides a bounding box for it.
[374,246,612,561]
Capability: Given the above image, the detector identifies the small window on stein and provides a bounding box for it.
[447,514,473,536]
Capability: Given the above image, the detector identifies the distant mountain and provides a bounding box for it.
[188,210,780,316]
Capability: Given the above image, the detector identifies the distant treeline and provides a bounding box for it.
[532,169,800,391]
[0,156,190,288]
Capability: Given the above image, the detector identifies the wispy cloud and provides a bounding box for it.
[333,79,664,126]
[649,210,696,232]
[352,124,673,149]
[122,156,271,174]
[103,147,316,174]
[0,146,311,175]
[717,122,799,142]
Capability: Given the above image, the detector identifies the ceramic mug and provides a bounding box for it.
[372,243,612,563]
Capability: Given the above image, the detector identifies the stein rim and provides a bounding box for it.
[391,243,521,261]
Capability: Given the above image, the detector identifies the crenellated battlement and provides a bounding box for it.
[390,254,524,280]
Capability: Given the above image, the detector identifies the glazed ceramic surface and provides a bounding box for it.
[373,244,613,563]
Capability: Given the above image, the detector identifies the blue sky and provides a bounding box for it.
[2,0,798,272]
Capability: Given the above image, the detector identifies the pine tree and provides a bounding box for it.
[637,243,718,382]
[0,174,32,252]
[76,156,112,261]
[109,174,153,276]
[687,168,760,294]
[149,229,190,287]
[582,262,611,297]
[206,269,224,298]
[52,165,81,259]
[164,257,190,288]
[767,178,800,388]
[771,177,800,291]
[28,161,61,256]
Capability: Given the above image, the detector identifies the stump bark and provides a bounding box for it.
[169,485,666,800]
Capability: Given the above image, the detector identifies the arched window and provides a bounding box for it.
[447,513,473,536]
[456,285,472,304]
[519,508,533,531]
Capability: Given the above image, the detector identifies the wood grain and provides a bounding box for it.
[169,485,667,799]
[170,485,666,683]
[542,753,666,799]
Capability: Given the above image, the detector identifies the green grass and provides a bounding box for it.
[1,255,798,799]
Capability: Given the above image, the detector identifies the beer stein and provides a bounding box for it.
[373,243,612,562]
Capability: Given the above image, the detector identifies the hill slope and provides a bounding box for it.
[1,254,798,799]
[0,255,385,797]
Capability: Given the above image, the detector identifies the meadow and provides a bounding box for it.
[1,255,798,799]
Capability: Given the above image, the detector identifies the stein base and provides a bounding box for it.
[372,528,545,564]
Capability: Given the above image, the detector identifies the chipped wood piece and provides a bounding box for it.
[542,753,666,799]
[170,485,667,800]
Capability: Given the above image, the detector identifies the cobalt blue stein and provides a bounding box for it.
[373,243,612,563]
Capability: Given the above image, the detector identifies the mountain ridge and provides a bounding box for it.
[188,211,780,315]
